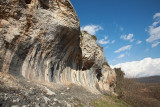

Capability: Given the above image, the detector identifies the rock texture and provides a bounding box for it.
[80,31,116,94]
[0,0,116,94]
[0,72,105,107]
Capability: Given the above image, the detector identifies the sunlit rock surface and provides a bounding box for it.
[80,31,116,94]
[0,0,116,94]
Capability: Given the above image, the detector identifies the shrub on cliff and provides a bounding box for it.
[114,68,125,98]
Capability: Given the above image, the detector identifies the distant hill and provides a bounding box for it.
[137,76,160,84]
[115,78,160,107]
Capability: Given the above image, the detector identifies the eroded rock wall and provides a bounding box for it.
[0,0,116,94]
[80,31,116,94]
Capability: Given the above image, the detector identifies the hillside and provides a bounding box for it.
[115,68,160,107]
[137,76,160,84]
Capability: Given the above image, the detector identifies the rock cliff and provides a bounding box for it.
[0,0,116,94]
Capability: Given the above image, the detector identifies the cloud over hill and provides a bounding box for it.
[111,57,160,78]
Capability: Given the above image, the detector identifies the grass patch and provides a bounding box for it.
[73,97,84,107]
[91,95,130,107]
[77,103,83,107]
[92,100,108,107]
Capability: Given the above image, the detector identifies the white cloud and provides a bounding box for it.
[125,52,130,56]
[114,45,132,53]
[98,36,109,45]
[111,57,160,78]
[146,26,160,42]
[104,46,109,49]
[118,54,125,58]
[136,40,142,44]
[98,39,110,45]
[120,34,134,42]
[111,40,115,44]
[104,36,108,40]
[120,27,124,31]
[98,36,116,45]
[152,21,159,26]
[98,36,110,45]
[81,25,103,35]
[145,48,150,52]
[152,41,160,47]
[146,12,160,47]
[153,13,160,19]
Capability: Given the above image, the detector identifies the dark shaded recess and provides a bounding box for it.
[82,61,94,71]
[96,68,102,81]
[9,41,31,76]
[109,83,114,88]
[25,15,33,34]
[0,101,2,107]
[14,10,23,20]
[39,0,49,9]
[5,35,20,51]
[0,57,3,72]
[39,50,45,79]
[36,26,81,80]
[24,0,32,4]
[76,49,82,71]
[56,63,59,70]
[51,26,82,71]
[31,44,41,78]
[50,66,54,82]
[31,39,41,77]
[51,31,80,71]
[32,44,41,67]
[78,60,82,70]
[4,41,10,50]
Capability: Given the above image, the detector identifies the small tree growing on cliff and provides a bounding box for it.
[115,68,125,81]
[114,68,125,98]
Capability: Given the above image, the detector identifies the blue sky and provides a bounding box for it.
[71,0,160,67]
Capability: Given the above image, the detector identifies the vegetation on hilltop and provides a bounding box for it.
[114,68,160,107]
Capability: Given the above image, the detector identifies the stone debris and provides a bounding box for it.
[54,98,58,102]
[0,73,105,106]
[61,93,65,95]
[44,86,56,95]
[43,96,50,103]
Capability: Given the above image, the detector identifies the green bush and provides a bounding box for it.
[114,68,125,99]
[102,61,110,67]
[91,35,97,40]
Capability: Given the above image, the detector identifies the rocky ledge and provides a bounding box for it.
[0,0,116,97]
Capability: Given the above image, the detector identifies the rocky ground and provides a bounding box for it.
[0,72,106,107]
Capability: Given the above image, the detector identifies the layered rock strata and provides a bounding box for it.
[0,0,116,94]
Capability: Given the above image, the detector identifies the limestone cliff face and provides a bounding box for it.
[80,31,116,94]
[0,0,116,94]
